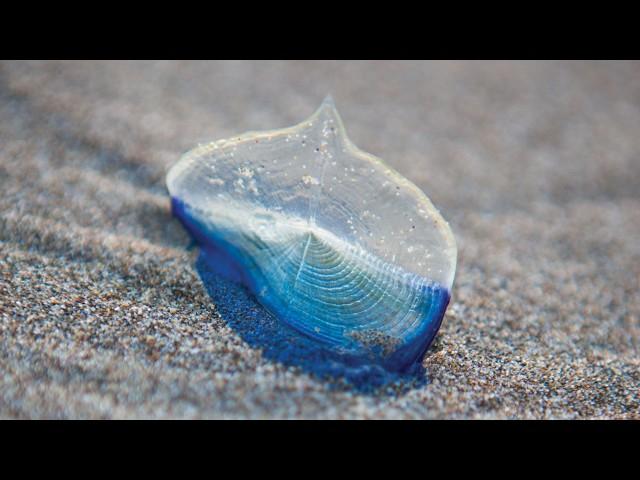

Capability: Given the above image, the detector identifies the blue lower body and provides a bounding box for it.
[172,197,450,390]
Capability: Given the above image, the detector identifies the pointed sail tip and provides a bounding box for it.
[322,94,335,106]
[313,94,340,122]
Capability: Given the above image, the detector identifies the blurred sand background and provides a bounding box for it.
[0,60,638,419]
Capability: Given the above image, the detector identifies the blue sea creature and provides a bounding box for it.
[167,96,457,375]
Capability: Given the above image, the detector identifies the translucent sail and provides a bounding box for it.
[167,97,457,372]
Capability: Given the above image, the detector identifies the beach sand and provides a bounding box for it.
[0,60,638,418]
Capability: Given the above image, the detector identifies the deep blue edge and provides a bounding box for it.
[172,196,450,394]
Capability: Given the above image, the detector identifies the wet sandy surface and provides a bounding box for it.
[1,61,638,418]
